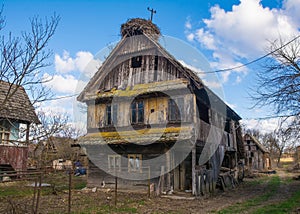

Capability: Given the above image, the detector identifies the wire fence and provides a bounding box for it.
[0,167,151,213]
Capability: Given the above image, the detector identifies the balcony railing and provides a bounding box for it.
[196,119,234,148]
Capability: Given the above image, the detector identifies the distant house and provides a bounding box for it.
[31,136,88,170]
[78,18,244,195]
[0,81,39,172]
[243,133,271,171]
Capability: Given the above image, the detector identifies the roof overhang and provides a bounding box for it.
[78,125,194,145]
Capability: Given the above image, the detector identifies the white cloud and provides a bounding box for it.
[195,28,217,50]
[235,76,242,84]
[43,73,87,94]
[242,118,280,134]
[186,0,300,82]
[178,60,223,89]
[283,0,300,26]
[185,19,192,30]
[54,51,75,73]
[55,51,101,77]
[187,33,195,42]
[202,80,222,89]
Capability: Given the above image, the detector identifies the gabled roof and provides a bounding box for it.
[244,133,269,153]
[0,81,40,124]
[77,25,241,121]
[77,34,204,102]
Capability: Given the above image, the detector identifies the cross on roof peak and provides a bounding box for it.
[147,7,156,22]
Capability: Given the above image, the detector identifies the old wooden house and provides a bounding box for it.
[78,18,244,195]
[243,133,271,171]
[0,81,39,172]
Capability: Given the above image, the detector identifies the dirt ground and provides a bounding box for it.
[1,169,300,213]
[48,169,300,213]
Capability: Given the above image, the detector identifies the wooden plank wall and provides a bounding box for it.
[87,94,195,130]
[99,56,184,92]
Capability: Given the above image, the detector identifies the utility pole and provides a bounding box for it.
[147,7,156,22]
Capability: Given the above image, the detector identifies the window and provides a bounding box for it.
[131,56,142,68]
[0,121,10,144]
[153,55,158,81]
[128,154,142,172]
[168,97,184,122]
[106,104,118,126]
[225,120,230,132]
[131,100,144,124]
[108,155,121,172]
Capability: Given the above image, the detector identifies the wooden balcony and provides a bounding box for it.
[196,119,234,149]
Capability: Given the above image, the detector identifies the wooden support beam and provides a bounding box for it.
[192,146,196,195]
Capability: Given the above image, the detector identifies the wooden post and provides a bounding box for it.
[166,151,171,191]
[148,167,150,198]
[35,174,42,213]
[32,178,37,213]
[192,146,196,195]
[26,123,30,145]
[114,176,118,207]
[68,171,72,214]
[231,120,238,179]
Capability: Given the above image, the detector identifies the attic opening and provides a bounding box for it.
[131,56,142,68]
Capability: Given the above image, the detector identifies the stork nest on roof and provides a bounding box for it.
[121,18,160,40]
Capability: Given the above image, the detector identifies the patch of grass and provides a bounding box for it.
[73,204,138,213]
[0,183,34,197]
[216,175,281,214]
[252,189,300,214]
[73,177,87,190]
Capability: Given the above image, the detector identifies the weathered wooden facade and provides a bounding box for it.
[0,81,39,172]
[78,18,243,195]
[243,133,271,171]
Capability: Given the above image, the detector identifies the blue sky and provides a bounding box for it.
[2,0,300,133]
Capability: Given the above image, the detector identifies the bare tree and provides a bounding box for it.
[261,121,297,167]
[253,36,300,117]
[275,127,292,166]
[252,36,300,162]
[0,9,60,108]
[244,128,262,141]
[26,110,85,142]
[28,110,70,142]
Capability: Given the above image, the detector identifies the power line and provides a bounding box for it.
[201,34,300,74]
[46,93,79,101]
[243,114,297,120]
[42,35,300,102]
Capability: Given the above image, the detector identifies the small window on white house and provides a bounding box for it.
[108,155,121,172]
[128,154,142,172]
[0,121,10,144]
